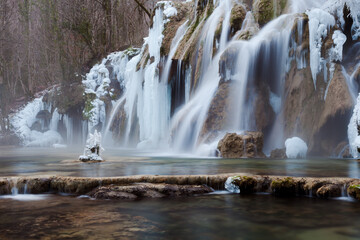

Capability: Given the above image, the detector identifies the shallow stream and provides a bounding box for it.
[0,193,359,239]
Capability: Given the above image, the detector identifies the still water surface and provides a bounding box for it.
[0,147,359,178]
[0,193,359,240]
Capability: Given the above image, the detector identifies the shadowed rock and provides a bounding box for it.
[270,148,287,159]
[89,183,213,200]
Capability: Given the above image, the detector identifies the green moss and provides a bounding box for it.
[253,0,275,26]
[349,184,360,190]
[280,0,287,11]
[205,4,214,19]
[231,176,257,194]
[83,93,96,120]
[271,177,297,196]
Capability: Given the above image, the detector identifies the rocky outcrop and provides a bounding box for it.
[217,132,266,158]
[160,2,191,57]
[252,0,288,26]
[227,174,360,199]
[285,60,353,155]
[89,183,213,200]
[1,174,360,201]
[348,184,360,200]
[230,4,247,37]
[200,80,233,142]
[270,148,287,159]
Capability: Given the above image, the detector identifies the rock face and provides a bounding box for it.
[89,183,213,200]
[200,80,233,142]
[217,132,266,158]
[253,0,287,26]
[230,4,247,36]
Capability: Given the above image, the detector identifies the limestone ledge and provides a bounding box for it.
[0,174,359,201]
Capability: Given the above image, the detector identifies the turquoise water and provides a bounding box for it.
[0,147,359,178]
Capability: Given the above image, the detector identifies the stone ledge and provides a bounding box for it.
[0,174,359,201]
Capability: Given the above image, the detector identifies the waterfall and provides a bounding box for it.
[10,0,360,157]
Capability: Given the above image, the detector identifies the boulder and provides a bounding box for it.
[89,183,213,200]
[217,132,266,158]
[316,184,342,198]
[348,184,360,200]
[270,148,287,159]
[0,179,11,194]
[271,177,297,196]
[230,176,258,194]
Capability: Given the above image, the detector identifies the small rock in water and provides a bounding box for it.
[217,132,266,158]
[270,148,287,159]
[79,154,103,163]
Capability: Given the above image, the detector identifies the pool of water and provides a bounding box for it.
[0,193,359,240]
[0,147,359,178]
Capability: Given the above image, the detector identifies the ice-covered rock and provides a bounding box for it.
[11,97,64,147]
[225,177,241,194]
[348,93,360,158]
[285,137,308,158]
[306,8,335,88]
[79,130,104,162]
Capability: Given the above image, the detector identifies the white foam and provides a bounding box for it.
[0,194,49,201]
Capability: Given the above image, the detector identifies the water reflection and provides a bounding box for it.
[0,147,359,178]
[2,194,359,239]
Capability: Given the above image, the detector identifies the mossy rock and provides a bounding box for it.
[316,184,341,199]
[348,184,360,200]
[230,4,246,36]
[271,177,297,196]
[232,176,257,193]
[253,0,287,26]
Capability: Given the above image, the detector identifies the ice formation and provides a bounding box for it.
[285,137,308,158]
[79,130,104,162]
[82,50,138,132]
[348,94,360,158]
[11,96,63,147]
[225,176,240,194]
[306,8,335,87]
[8,0,360,159]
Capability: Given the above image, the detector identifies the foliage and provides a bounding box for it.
[83,93,96,120]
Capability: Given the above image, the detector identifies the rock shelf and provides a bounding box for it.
[0,174,359,200]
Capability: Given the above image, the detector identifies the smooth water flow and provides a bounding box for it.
[9,0,360,157]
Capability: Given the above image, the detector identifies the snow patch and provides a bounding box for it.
[285,137,308,158]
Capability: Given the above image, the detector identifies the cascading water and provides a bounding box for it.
[10,0,360,158]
